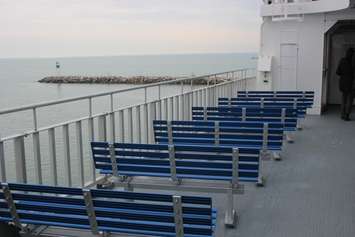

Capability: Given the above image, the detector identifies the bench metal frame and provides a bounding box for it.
[92,142,257,228]
[154,120,283,162]
[0,183,214,237]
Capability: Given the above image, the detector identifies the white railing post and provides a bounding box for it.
[174,96,179,120]
[127,108,133,143]
[98,115,107,142]
[62,124,72,187]
[143,104,149,143]
[48,128,58,186]
[14,136,26,183]
[135,106,141,143]
[118,110,124,142]
[32,131,42,184]
[76,121,85,186]
[169,97,174,121]
[88,117,96,182]
[148,102,156,144]
[109,112,116,143]
[163,98,169,120]
[0,136,6,182]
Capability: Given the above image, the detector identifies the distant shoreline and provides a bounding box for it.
[38,76,226,85]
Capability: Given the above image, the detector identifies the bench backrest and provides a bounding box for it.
[237,91,315,102]
[153,120,284,151]
[91,142,261,183]
[192,107,298,131]
[218,97,313,109]
[237,91,315,98]
[0,183,214,237]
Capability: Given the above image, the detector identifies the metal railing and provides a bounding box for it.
[0,68,256,187]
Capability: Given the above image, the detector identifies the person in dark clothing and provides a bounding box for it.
[336,48,354,121]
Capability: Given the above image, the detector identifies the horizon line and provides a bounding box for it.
[0,51,257,60]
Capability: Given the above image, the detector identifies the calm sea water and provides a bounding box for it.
[0,53,256,184]
[0,53,256,108]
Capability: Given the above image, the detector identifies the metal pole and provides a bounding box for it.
[76,121,85,186]
[62,124,72,187]
[33,108,38,131]
[32,131,42,184]
[135,106,141,143]
[118,110,124,143]
[14,136,26,183]
[48,128,58,186]
[98,115,107,142]
[0,136,6,182]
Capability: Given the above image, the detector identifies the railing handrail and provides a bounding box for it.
[0,67,257,187]
[0,68,254,116]
[0,77,257,142]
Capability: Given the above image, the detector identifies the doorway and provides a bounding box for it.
[322,21,355,110]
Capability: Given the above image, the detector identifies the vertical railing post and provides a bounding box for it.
[158,85,161,100]
[0,136,6,182]
[76,121,85,187]
[32,107,42,184]
[156,100,162,120]
[14,136,26,183]
[135,106,141,143]
[148,102,156,143]
[110,94,116,143]
[48,128,58,186]
[62,124,72,187]
[169,97,174,121]
[98,115,107,142]
[143,104,149,143]
[33,108,38,131]
[164,98,169,120]
[181,95,185,120]
[127,108,133,143]
[88,98,96,182]
[32,131,42,184]
[118,110,124,142]
[174,96,180,120]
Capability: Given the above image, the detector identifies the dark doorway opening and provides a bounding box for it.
[322,20,355,112]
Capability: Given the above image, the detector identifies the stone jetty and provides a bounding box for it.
[38,76,226,85]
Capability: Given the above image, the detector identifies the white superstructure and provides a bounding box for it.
[258,0,355,114]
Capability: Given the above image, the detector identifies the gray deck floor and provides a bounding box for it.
[39,108,355,237]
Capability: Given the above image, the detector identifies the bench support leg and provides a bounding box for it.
[256,176,265,187]
[272,151,282,161]
[224,189,237,228]
[260,150,272,161]
[297,118,304,130]
[286,132,295,143]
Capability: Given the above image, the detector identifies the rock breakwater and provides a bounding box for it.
[38,76,226,85]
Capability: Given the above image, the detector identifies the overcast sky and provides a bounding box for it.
[0,0,261,58]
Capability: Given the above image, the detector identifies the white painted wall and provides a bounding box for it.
[258,7,355,114]
[261,0,350,16]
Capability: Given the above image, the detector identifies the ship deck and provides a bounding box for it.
[38,107,355,237]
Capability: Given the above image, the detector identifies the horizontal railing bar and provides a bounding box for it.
[0,69,254,116]
[0,77,255,142]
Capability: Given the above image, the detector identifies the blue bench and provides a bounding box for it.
[192,106,298,134]
[218,97,312,118]
[153,120,284,160]
[0,182,216,237]
[91,142,261,226]
[237,91,315,103]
